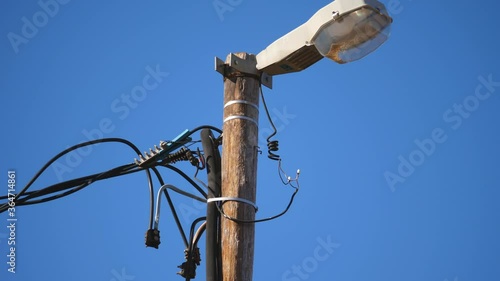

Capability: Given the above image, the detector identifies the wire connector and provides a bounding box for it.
[177,247,200,279]
[145,228,161,249]
[134,129,192,167]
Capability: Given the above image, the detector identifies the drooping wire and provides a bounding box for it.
[11,138,141,201]
[0,138,156,230]
[145,168,155,229]
[192,221,207,248]
[4,163,138,208]
[189,125,223,136]
[162,165,208,199]
[150,168,189,248]
[152,163,211,249]
[259,84,280,161]
[193,151,209,191]
[214,169,300,224]
[0,126,228,279]
[210,84,301,224]
[259,83,301,187]
[277,160,301,188]
[181,217,206,281]
[0,163,142,212]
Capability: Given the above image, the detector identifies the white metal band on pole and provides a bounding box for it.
[223,99,259,125]
[224,100,259,112]
[207,197,258,212]
[223,115,258,126]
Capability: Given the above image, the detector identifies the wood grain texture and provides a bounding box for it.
[221,52,260,281]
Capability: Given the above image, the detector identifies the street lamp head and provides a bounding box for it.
[256,0,392,76]
[312,6,392,64]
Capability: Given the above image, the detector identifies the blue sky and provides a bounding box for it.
[1,0,499,281]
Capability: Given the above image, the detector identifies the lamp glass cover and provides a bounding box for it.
[313,7,391,64]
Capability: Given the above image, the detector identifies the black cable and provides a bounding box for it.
[214,85,299,223]
[189,217,206,249]
[0,137,156,230]
[184,217,206,281]
[15,182,91,206]
[163,185,206,203]
[0,164,138,201]
[259,85,281,161]
[215,186,299,224]
[16,164,137,202]
[2,164,138,205]
[201,128,222,281]
[162,165,208,199]
[0,127,230,280]
[144,168,155,230]
[150,167,189,248]
[14,138,142,201]
[192,221,206,247]
[189,125,223,136]
[0,163,141,212]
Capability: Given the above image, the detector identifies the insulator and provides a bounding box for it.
[185,149,199,167]
[165,147,190,164]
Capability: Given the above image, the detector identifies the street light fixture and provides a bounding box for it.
[215,1,393,280]
[256,0,393,76]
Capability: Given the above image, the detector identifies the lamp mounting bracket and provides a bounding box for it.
[215,53,273,89]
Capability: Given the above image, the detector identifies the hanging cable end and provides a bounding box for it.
[292,169,301,187]
[145,228,161,249]
[295,169,301,181]
[177,247,200,278]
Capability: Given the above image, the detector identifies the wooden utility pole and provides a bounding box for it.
[220,52,260,281]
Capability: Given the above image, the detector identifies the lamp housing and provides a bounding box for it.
[256,0,392,76]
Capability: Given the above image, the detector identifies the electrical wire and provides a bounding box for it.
[0,164,139,201]
[0,127,225,280]
[0,120,302,281]
[189,125,223,136]
[14,164,138,201]
[144,168,155,229]
[0,163,141,212]
[14,138,143,201]
[259,84,281,161]
[0,137,156,229]
[153,164,211,248]
[159,184,206,204]
[162,165,208,199]
[211,84,300,224]
[0,127,221,224]
[205,84,301,224]
[214,184,299,224]
[192,221,207,247]
[140,127,220,229]
[200,128,222,281]
[184,217,207,281]
[150,168,189,248]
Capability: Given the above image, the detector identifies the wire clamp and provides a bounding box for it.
[207,197,258,212]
